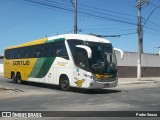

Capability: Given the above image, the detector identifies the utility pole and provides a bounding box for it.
[137,0,149,80]
[137,0,143,80]
[74,0,77,34]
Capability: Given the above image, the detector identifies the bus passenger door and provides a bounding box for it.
[74,47,89,88]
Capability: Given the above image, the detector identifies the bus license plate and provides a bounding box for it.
[104,84,109,87]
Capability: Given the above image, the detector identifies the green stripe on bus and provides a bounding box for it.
[47,38,65,43]
[29,38,64,78]
[29,57,55,78]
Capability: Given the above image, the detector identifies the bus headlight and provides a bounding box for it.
[92,74,100,81]
[92,74,116,81]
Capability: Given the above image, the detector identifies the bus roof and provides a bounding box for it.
[5,38,48,50]
[48,34,111,43]
[5,34,111,50]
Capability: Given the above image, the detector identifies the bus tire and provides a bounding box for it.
[16,72,22,84]
[11,72,16,83]
[60,75,70,91]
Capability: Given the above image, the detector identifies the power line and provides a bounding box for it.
[51,0,137,24]
[23,0,137,26]
[24,0,73,12]
[60,0,137,18]
[14,0,160,33]
[67,0,160,30]
[145,25,160,32]
[143,6,160,27]
[120,32,137,36]
[78,6,136,23]
[142,17,160,28]
[89,32,137,38]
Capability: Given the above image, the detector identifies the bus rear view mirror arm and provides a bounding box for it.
[76,45,92,58]
[114,48,124,60]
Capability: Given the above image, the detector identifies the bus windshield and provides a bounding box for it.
[85,42,117,74]
[67,39,117,74]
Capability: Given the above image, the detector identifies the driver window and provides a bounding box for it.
[54,41,69,60]
[90,46,103,65]
[75,48,88,70]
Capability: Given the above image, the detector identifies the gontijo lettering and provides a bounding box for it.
[13,60,30,65]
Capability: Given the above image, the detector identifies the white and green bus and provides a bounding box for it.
[4,34,123,90]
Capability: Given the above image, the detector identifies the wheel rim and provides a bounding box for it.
[11,73,15,82]
[16,73,21,84]
[60,77,70,91]
[62,79,69,89]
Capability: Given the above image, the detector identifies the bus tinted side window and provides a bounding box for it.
[54,41,69,60]
[5,42,69,59]
[5,49,15,59]
[47,42,56,57]
[4,50,10,59]
[67,39,83,61]
[35,44,42,58]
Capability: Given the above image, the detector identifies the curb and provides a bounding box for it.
[119,80,157,85]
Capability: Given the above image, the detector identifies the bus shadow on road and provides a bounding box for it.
[8,81,121,94]
[69,88,121,94]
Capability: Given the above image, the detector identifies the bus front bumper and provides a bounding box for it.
[87,79,118,89]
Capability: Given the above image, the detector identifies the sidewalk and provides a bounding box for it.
[118,77,160,85]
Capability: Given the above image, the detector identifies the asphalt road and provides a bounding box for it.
[0,76,160,120]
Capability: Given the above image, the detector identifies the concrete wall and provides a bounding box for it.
[0,58,4,74]
[0,64,4,73]
[116,51,160,78]
[116,52,160,67]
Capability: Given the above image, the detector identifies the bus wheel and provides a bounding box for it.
[16,73,22,84]
[60,76,70,91]
[11,72,16,83]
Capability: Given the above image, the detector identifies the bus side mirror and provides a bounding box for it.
[76,45,92,59]
[114,48,124,60]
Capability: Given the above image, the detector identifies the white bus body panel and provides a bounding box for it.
[27,34,118,89]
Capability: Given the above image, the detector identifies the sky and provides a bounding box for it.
[0,0,160,55]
